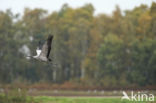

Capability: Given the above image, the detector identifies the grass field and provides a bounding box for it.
[0,89,155,103]
[35,96,155,103]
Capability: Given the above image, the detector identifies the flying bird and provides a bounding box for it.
[27,35,54,62]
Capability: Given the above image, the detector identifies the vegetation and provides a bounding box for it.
[0,89,37,103]
[35,96,151,103]
[0,2,156,89]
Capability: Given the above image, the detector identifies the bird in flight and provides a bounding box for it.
[27,35,54,62]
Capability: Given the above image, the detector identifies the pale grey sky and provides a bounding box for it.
[0,0,155,15]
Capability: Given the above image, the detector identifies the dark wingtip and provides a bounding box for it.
[49,35,54,38]
[47,35,54,41]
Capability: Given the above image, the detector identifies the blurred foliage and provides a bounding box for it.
[0,2,156,88]
[0,89,37,103]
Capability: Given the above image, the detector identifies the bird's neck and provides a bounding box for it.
[33,55,38,58]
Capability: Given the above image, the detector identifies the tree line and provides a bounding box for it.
[0,2,156,88]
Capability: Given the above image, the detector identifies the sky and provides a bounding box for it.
[0,0,155,15]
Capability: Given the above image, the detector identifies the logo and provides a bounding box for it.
[122,91,154,101]
[122,91,130,100]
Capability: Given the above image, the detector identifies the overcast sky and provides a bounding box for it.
[0,0,155,15]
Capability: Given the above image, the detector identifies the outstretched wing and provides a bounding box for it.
[39,35,53,58]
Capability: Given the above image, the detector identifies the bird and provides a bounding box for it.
[27,35,54,62]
